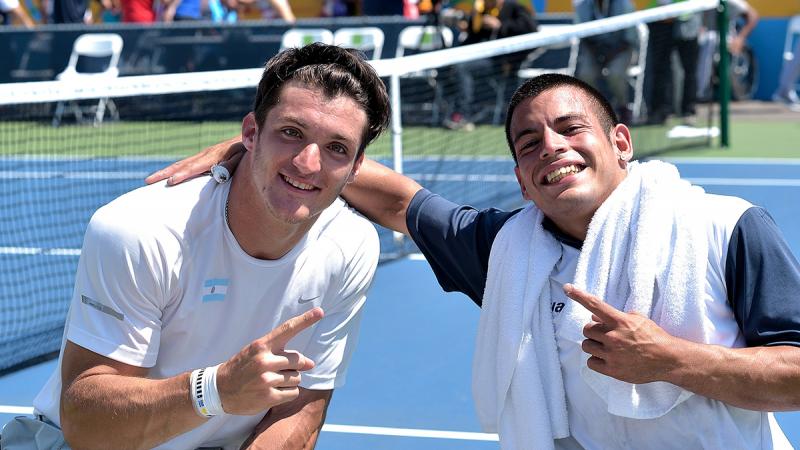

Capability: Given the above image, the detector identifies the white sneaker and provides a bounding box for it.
[772,90,800,108]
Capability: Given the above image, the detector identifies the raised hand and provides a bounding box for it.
[563,284,679,385]
[216,307,324,415]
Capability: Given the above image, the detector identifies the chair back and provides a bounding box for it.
[517,25,579,79]
[333,27,385,60]
[280,28,334,51]
[59,33,124,79]
[396,26,453,57]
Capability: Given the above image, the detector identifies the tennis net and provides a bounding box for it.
[0,0,724,373]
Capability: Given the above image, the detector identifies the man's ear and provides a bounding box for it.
[611,123,633,165]
[241,112,258,152]
[347,152,365,184]
[514,165,532,201]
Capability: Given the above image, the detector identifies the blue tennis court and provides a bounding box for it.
[2,157,800,448]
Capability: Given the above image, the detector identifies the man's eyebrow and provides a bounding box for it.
[281,115,357,144]
[553,113,589,125]
[513,127,539,145]
[512,113,589,144]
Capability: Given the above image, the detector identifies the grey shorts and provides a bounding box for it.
[0,415,224,450]
[0,416,69,450]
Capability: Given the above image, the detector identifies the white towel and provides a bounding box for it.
[473,160,710,449]
[473,205,569,450]
[565,160,710,418]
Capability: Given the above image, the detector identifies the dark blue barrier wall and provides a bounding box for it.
[2,14,784,98]
[0,16,425,83]
[750,17,792,101]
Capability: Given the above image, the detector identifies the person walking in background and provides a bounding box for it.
[647,1,702,125]
[695,0,759,103]
[445,0,537,130]
[573,0,637,124]
[774,30,800,111]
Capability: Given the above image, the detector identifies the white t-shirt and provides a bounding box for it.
[407,189,796,449]
[33,176,379,450]
[548,194,791,450]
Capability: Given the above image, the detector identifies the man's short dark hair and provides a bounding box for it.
[504,73,619,165]
[254,43,391,157]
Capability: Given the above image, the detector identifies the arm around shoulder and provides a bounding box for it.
[342,158,422,236]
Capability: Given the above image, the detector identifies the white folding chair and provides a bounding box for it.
[516,25,579,80]
[627,23,649,121]
[279,28,334,51]
[396,26,454,126]
[333,27,385,60]
[53,33,124,127]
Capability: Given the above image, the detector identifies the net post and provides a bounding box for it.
[389,74,403,174]
[717,0,730,148]
[389,73,405,247]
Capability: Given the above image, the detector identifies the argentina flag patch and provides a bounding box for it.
[202,278,229,302]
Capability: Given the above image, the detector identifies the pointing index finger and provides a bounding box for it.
[265,307,324,350]
[563,283,620,324]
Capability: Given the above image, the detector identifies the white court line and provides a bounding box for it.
[0,156,179,163]
[0,406,35,415]
[0,247,81,256]
[407,173,518,182]
[0,405,498,441]
[3,156,800,165]
[321,424,498,441]
[661,157,800,165]
[687,178,800,187]
[0,155,514,163]
[4,170,800,186]
[0,171,150,180]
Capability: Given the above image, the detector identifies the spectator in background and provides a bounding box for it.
[573,0,637,124]
[323,0,355,17]
[51,0,88,22]
[0,0,35,26]
[233,0,294,22]
[647,1,701,125]
[696,0,758,103]
[773,20,800,111]
[446,0,537,130]
[774,38,800,111]
[163,0,201,21]
[726,0,758,57]
[118,0,154,22]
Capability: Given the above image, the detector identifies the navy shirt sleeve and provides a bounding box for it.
[726,207,800,347]
[405,189,519,306]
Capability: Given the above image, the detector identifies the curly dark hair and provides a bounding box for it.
[253,43,391,157]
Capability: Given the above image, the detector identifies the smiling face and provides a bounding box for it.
[509,86,632,239]
[242,81,368,227]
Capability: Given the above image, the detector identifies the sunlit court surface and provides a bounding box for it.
[2,157,800,449]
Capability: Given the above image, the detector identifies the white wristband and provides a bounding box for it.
[190,364,225,418]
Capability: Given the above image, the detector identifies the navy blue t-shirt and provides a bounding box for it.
[406,189,800,348]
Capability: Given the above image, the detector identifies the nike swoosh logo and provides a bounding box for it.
[298,296,319,304]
